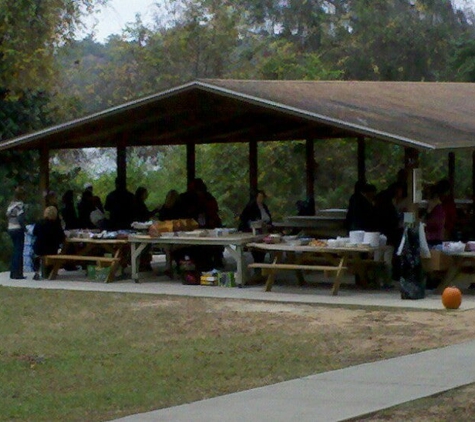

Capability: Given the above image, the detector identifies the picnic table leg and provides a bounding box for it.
[265,253,282,292]
[436,257,463,293]
[48,260,62,280]
[104,247,124,283]
[289,252,307,286]
[225,245,246,287]
[331,255,348,296]
[130,242,148,283]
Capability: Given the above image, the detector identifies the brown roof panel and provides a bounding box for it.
[199,80,475,150]
[0,79,474,151]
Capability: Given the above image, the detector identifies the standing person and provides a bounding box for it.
[77,189,96,229]
[61,190,79,230]
[32,206,65,280]
[104,178,135,230]
[423,184,446,246]
[133,186,160,222]
[6,186,27,279]
[345,182,377,232]
[435,179,457,240]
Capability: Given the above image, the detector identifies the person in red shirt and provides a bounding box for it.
[435,179,456,240]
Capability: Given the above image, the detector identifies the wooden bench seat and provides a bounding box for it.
[248,263,347,272]
[248,259,348,295]
[43,254,119,282]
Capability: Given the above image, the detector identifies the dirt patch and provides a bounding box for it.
[128,296,475,420]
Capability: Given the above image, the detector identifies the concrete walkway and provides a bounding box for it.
[112,340,475,422]
[2,270,475,421]
[2,269,475,311]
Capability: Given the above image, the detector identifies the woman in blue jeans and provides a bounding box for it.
[6,186,27,279]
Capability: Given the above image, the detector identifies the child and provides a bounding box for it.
[33,206,65,280]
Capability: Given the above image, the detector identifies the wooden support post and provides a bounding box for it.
[472,151,475,235]
[39,147,50,209]
[357,136,366,183]
[404,147,420,213]
[305,139,316,214]
[116,144,127,186]
[305,139,315,198]
[249,140,258,199]
[448,152,455,197]
[186,143,196,187]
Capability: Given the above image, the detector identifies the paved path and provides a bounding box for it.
[2,271,475,311]
[112,341,475,422]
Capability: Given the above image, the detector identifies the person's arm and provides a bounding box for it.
[17,204,26,230]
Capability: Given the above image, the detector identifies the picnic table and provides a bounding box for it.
[128,232,263,285]
[435,251,475,293]
[44,237,129,283]
[273,215,347,238]
[246,242,381,295]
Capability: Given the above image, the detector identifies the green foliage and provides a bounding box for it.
[449,36,475,82]
[0,0,107,94]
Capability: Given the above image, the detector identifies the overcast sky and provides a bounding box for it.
[83,0,475,43]
[83,0,157,42]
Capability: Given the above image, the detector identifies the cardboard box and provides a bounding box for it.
[422,250,453,272]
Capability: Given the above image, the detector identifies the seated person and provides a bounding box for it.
[134,186,160,222]
[158,189,180,221]
[238,190,272,233]
[32,206,66,280]
[239,190,272,282]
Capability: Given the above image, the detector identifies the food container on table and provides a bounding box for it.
[442,241,466,253]
[363,232,380,248]
[269,234,282,243]
[349,231,365,244]
[337,237,350,245]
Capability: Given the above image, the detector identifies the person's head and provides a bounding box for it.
[255,190,267,205]
[354,180,366,195]
[135,186,148,201]
[44,190,57,207]
[13,186,26,201]
[81,189,93,202]
[164,189,179,207]
[62,190,74,204]
[84,183,93,193]
[428,184,441,200]
[44,206,58,221]
[361,183,377,201]
[435,179,451,198]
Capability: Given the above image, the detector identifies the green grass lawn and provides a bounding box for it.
[0,286,461,422]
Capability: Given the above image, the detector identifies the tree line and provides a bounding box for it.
[0,0,474,268]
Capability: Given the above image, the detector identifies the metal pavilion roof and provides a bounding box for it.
[1,79,474,152]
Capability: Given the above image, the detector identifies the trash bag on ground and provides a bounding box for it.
[399,227,426,300]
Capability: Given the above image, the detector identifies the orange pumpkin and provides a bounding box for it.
[441,286,462,310]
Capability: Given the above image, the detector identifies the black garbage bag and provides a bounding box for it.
[399,227,426,300]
